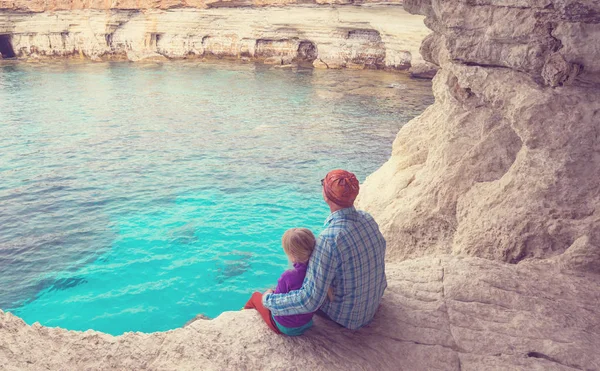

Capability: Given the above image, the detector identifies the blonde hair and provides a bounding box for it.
[282,228,316,264]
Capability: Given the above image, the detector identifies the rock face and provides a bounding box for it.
[0,6,430,70]
[2,256,599,370]
[358,0,600,269]
[409,61,437,79]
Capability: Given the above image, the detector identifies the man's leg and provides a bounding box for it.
[244,292,281,334]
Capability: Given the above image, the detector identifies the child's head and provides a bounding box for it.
[282,228,316,264]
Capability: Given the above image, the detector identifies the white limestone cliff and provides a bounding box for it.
[0,6,430,70]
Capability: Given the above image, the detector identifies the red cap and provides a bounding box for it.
[323,169,359,208]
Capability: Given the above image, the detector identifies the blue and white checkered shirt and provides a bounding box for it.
[263,207,387,330]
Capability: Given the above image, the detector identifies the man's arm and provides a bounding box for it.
[262,236,337,316]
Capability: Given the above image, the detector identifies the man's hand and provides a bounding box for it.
[264,289,274,295]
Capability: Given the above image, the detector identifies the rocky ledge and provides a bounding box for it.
[2,256,599,370]
[0,5,432,71]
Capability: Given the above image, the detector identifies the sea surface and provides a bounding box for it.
[0,60,433,335]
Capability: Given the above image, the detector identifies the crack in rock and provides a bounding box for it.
[440,264,462,371]
[526,351,584,371]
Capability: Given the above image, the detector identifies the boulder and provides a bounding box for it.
[409,61,438,79]
[263,56,283,65]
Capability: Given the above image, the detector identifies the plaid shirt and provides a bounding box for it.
[263,207,387,330]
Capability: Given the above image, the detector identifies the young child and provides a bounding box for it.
[244,228,316,336]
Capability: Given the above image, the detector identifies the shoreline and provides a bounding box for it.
[2,256,598,370]
[0,54,428,77]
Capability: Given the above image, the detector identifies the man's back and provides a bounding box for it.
[319,207,387,329]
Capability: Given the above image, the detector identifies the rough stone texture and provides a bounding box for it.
[409,61,437,78]
[358,0,600,267]
[0,6,430,70]
[1,256,599,370]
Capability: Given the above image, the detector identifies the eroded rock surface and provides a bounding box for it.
[409,61,438,79]
[0,6,430,70]
[1,256,598,370]
[358,0,600,267]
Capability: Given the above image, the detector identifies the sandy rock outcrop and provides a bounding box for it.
[1,256,599,370]
[0,6,429,70]
[358,0,600,268]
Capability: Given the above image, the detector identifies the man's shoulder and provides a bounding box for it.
[356,209,375,221]
[329,209,378,231]
[326,210,383,246]
[316,230,336,247]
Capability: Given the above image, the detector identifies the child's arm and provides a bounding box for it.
[327,287,334,302]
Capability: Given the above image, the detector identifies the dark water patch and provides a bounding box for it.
[48,277,88,292]
[215,259,252,284]
[168,222,200,245]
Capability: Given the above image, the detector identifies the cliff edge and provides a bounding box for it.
[2,256,599,370]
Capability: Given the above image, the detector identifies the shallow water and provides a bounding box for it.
[0,61,433,335]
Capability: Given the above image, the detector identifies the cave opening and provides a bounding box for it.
[297,41,317,63]
[0,34,16,59]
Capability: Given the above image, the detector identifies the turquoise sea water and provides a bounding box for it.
[0,61,433,335]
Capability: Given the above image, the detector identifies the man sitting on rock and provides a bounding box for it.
[263,169,387,330]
